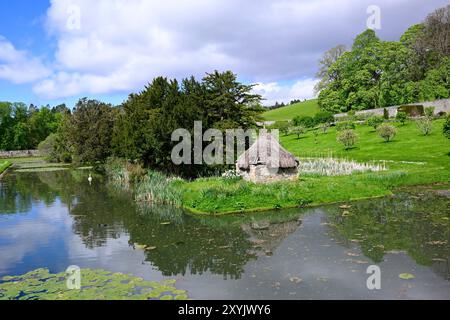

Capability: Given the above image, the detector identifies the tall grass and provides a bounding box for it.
[135,170,183,206]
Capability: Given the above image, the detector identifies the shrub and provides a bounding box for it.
[336,121,356,131]
[377,124,397,142]
[366,116,384,130]
[314,111,334,124]
[269,121,290,136]
[383,108,390,120]
[425,106,435,118]
[337,129,358,150]
[398,105,424,118]
[396,111,407,125]
[290,126,307,139]
[38,133,71,163]
[443,116,450,139]
[416,117,433,136]
[293,116,315,128]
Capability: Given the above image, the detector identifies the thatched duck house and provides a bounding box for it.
[236,132,299,183]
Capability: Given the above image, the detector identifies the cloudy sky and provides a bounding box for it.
[0,0,447,107]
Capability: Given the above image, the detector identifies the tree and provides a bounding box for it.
[314,45,347,94]
[416,117,433,136]
[318,6,450,113]
[366,116,384,130]
[377,124,397,142]
[68,98,116,164]
[337,129,358,150]
[290,126,306,140]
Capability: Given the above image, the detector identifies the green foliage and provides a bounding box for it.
[318,7,450,112]
[268,121,290,136]
[293,115,315,128]
[442,116,450,139]
[0,268,188,300]
[366,116,384,130]
[377,124,397,142]
[67,98,116,165]
[337,129,358,150]
[314,111,335,124]
[0,102,65,151]
[396,111,408,125]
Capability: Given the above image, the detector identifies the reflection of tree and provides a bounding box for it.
[1,171,306,279]
[326,192,450,278]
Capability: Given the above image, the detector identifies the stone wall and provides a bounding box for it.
[335,99,450,119]
[0,150,40,159]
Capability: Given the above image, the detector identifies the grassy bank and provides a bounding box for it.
[179,119,450,214]
[262,99,320,121]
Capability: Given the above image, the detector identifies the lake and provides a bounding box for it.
[0,170,449,299]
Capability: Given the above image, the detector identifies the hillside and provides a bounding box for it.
[262,99,320,121]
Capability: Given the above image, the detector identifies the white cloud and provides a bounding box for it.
[254,79,318,106]
[0,37,51,84]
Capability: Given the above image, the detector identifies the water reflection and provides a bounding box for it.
[0,171,449,299]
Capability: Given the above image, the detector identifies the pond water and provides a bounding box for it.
[0,170,449,300]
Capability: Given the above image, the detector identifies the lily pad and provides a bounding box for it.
[0,268,189,301]
[399,273,415,280]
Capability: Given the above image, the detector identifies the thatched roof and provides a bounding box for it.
[236,132,299,170]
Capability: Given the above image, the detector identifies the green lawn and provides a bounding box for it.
[262,99,320,121]
[0,160,12,175]
[181,119,450,214]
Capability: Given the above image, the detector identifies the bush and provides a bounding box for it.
[269,121,290,136]
[337,129,358,150]
[293,116,315,128]
[377,124,397,142]
[396,111,408,125]
[314,111,334,124]
[383,108,390,120]
[38,133,71,163]
[366,116,384,130]
[416,117,433,136]
[336,121,356,131]
[443,116,450,139]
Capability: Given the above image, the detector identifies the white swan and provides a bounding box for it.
[88,174,93,185]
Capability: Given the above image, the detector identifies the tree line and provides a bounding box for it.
[0,102,69,151]
[317,5,450,113]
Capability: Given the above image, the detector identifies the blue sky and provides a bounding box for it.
[0,0,448,108]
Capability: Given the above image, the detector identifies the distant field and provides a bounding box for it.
[262,99,320,121]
